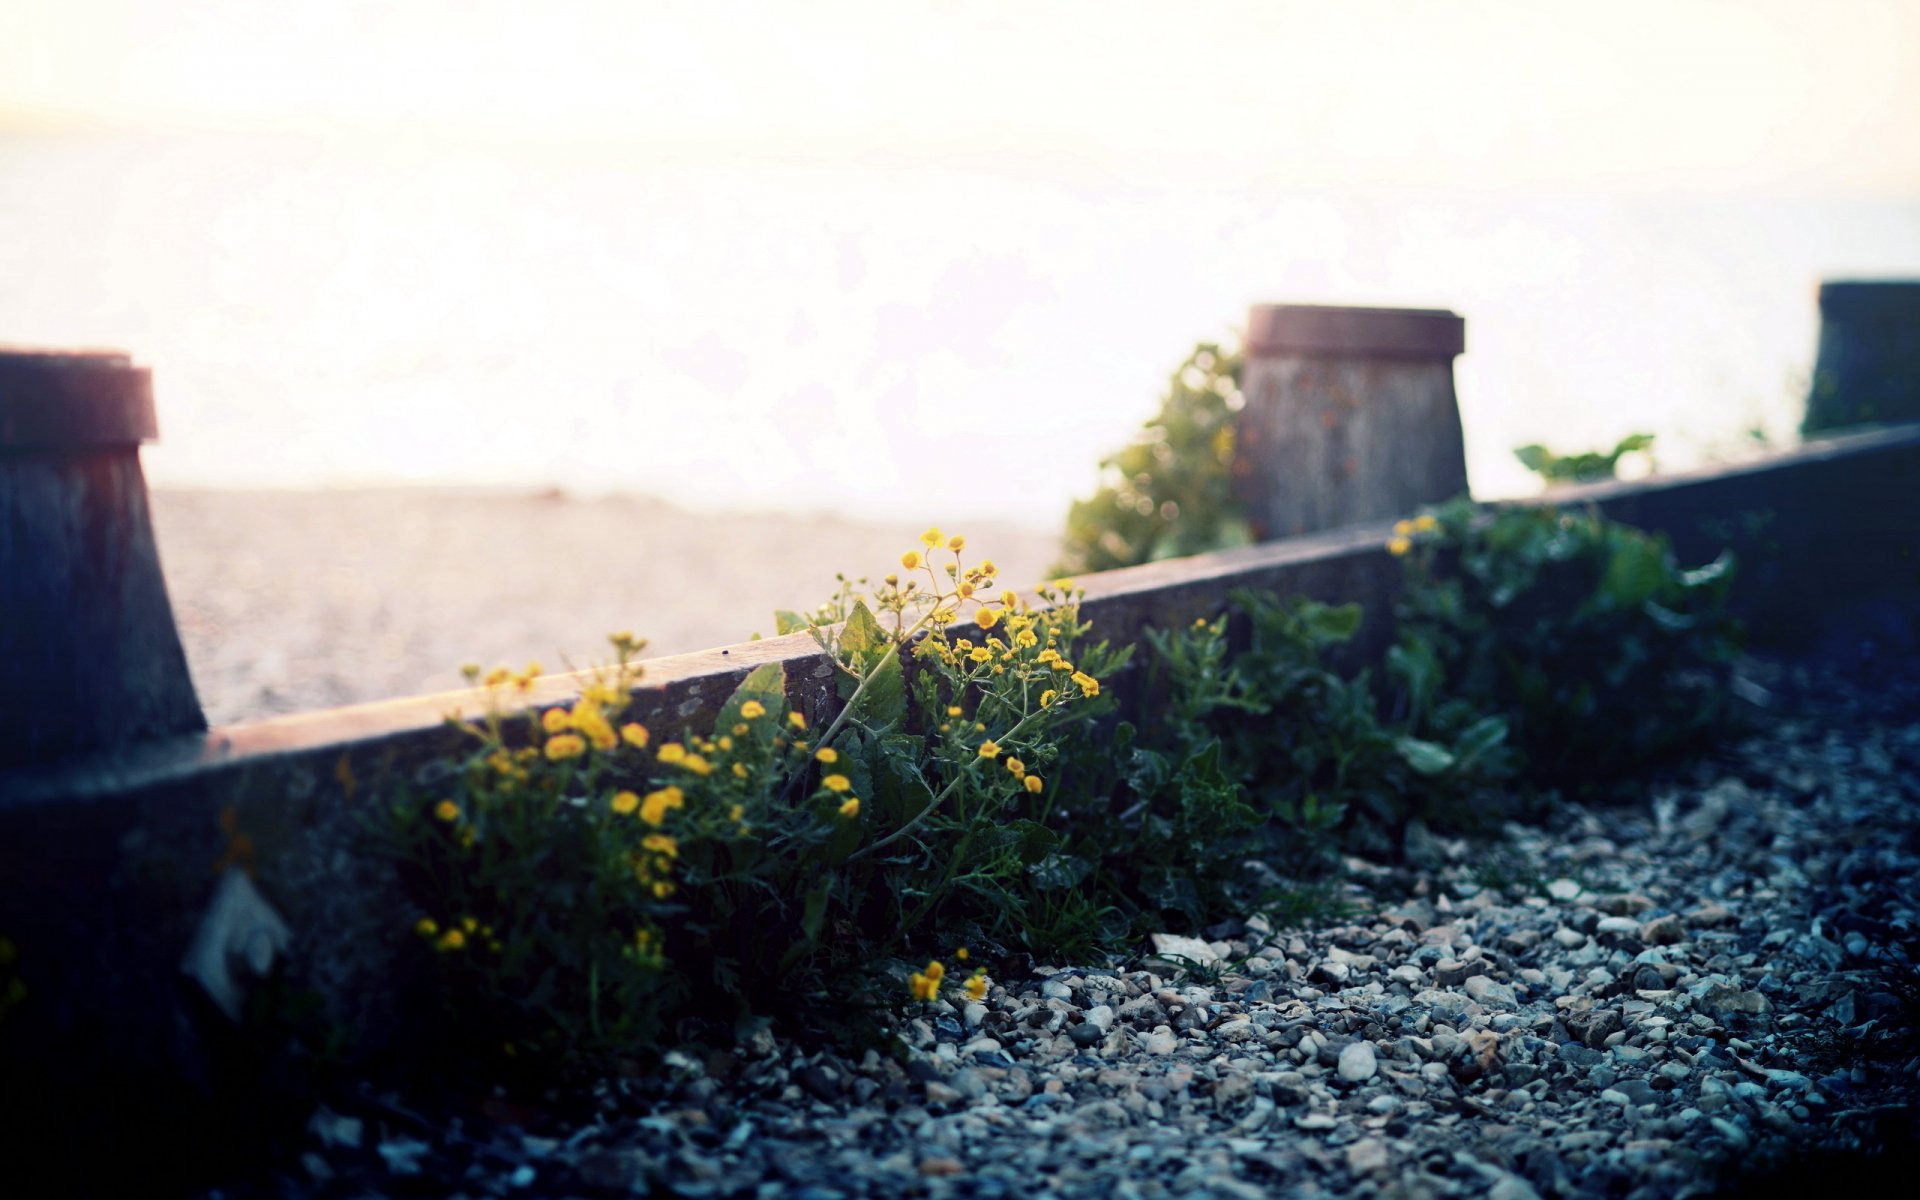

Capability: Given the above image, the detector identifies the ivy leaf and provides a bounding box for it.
[773,610,810,636]
[718,663,786,741]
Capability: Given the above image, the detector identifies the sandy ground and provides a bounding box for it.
[150,489,1062,726]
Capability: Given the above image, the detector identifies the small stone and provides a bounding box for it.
[1710,1117,1750,1150]
[1695,983,1772,1016]
[1295,1112,1337,1130]
[1597,893,1655,916]
[1640,915,1685,945]
[919,1157,965,1177]
[1488,1173,1544,1200]
[1546,878,1583,901]
[1596,916,1642,936]
[1686,903,1735,928]
[1346,1139,1390,1174]
[1337,1040,1378,1083]
[924,1082,963,1106]
[1149,933,1220,968]
[1143,1027,1180,1055]
[1464,976,1517,1009]
[1067,1022,1104,1048]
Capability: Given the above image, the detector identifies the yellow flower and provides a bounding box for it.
[788,711,808,731]
[678,754,713,777]
[657,742,686,764]
[976,606,1001,630]
[1004,757,1026,778]
[640,786,685,826]
[947,705,964,717]
[977,740,1000,759]
[652,881,676,899]
[541,707,572,733]
[621,722,650,749]
[955,947,970,961]
[901,550,921,570]
[1387,535,1412,557]
[739,700,766,720]
[965,974,989,1002]
[815,747,838,764]
[728,804,745,822]
[545,733,586,760]
[1015,629,1038,648]
[415,917,438,937]
[947,534,965,551]
[483,666,511,688]
[1414,513,1439,533]
[1053,578,1076,592]
[838,796,860,818]
[434,799,460,823]
[921,526,944,548]
[1393,519,1414,537]
[1037,648,1060,664]
[1024,775,1044,794]
[576,708,618,751]
[822,773,852,793]
[969,647,993,664]
[1071,671,1100,697]
[1051,659,1073,672]
[611,790,640,816]
[999,589,1017,608]
[909,971,939,1002]
[732,762,749,779]
[978,561,997,579]
[1040,689,1057,708]
[925,959,946,984]
[642,833,679,857]
[436,929,466,952]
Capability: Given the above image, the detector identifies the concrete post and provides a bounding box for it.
[1233,305,1469,540]
[0,350,205,767]
[1804,281,1920,435]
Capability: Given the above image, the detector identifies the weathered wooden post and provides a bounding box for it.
[1803,280,1920,435]
[0,350,204,767]
[1233,304,1469,539]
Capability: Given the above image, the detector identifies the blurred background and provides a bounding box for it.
[5,0,1918,721]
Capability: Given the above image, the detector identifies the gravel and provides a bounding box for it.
[212,654,1920,1197]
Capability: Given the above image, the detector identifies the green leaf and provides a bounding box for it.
[1395,736,1456,776]
[837,599,888,671]
[1028,853,1093,891]
[717,663,787,737]
[773,610,809,635]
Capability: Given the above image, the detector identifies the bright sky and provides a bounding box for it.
[7,0,1920,197]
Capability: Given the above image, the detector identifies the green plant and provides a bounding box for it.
[378,534,1122,1072]
[1391,496,1740,785]
[1513,432,1655,485]
[1057,340,1252,574]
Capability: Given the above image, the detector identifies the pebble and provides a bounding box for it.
[1336,1040,1377,1083]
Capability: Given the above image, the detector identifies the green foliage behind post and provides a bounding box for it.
[1056,342,1253,574]
[1392,497,1741,785]
[1513,433,1655,486]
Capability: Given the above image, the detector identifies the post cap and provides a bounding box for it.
[1817,280,1920,320]
[1246,305,1465,360]
[0,349,157,449]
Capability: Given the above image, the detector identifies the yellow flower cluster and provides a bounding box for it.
[414,914,501,955]
[1387,513,1441,557]
[908,958,945,1002]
